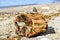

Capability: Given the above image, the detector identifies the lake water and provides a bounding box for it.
[0,0,60,7]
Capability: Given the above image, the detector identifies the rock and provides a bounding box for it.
[14,12,48,37]
[33,7,37,12]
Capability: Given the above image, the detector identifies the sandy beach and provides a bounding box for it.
[0,2,60,40]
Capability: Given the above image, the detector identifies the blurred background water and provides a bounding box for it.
[0,0,60,7]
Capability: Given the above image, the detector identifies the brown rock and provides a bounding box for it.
[14,12,48,37]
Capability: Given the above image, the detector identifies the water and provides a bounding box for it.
[0,0,60,7]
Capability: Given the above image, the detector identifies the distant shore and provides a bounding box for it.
[0,2,60,13]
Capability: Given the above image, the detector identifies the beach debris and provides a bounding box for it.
[14,12,48,37]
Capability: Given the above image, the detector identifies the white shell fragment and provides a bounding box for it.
[40,38,50,40]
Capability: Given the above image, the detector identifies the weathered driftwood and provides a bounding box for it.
[14,12,48,37]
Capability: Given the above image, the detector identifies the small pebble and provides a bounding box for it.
[21,37,29,40]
